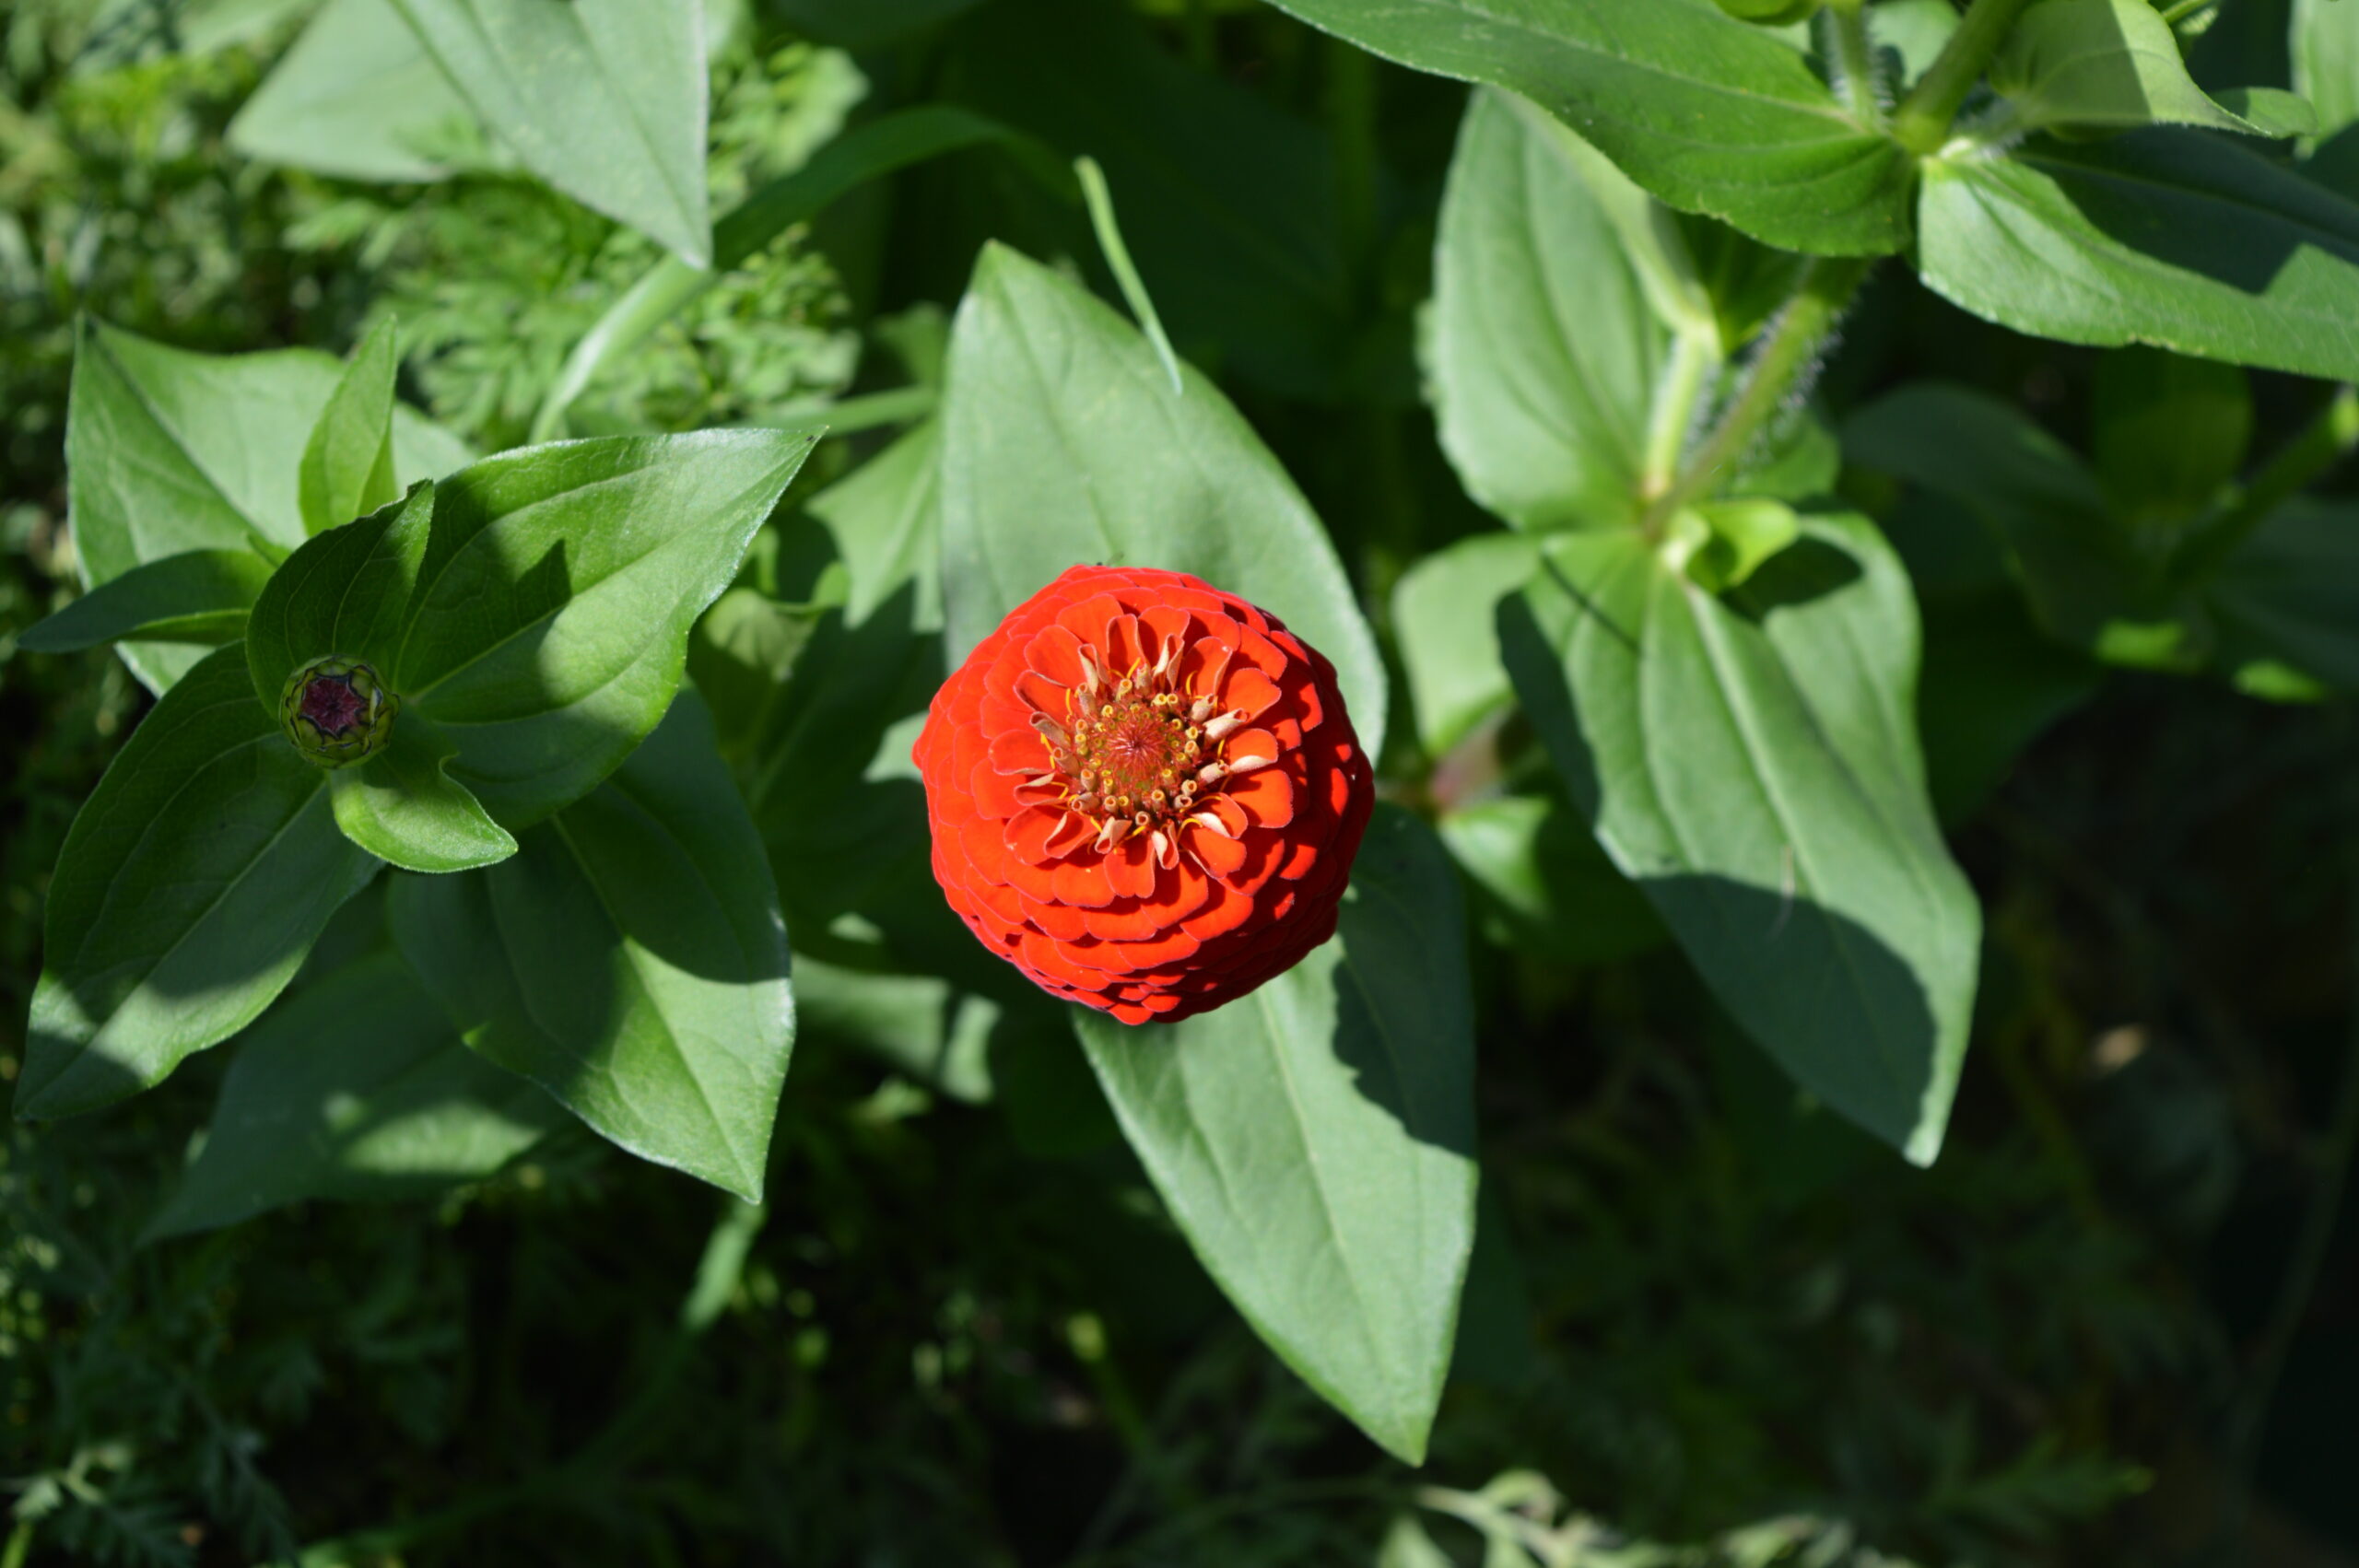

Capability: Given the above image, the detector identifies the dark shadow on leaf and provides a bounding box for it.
[1727,535,1861,623]
[1496,591,1938,1153]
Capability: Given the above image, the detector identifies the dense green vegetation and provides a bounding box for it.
[2,0,2356,1562]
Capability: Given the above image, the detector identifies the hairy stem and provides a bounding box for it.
[1892,0,2036,154]
[1642,258,1867,531]
[1824,0,1884,126]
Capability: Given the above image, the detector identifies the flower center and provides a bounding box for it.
[1032,643,1260,852]
[299,674,369,736]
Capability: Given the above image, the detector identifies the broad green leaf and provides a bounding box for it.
[1428,91,1672,532]
[1438,789,1664,964]
[229,0,499,182]
[1392,532,1539,755]
[2213,88,2321,141]
[65,318,472,693]
[940,244,1387,757]
[389,692,792,1200]
[1261,0,1913,256]
[2208,498,2359,696]
[2092,346,2250,532]
[18,550,271,653]
[254,431,815,827]
[329,720,519,873]
[806,419,944,630]
[388,0,712,265]
[299,317,403,538]
[2294,0,2359,142]
[18,648,382,1121]
[1917,130,2359,383]
[686,587,828,756]
[144,953,564,1239]
[1844,383,2199,664]
[1075,805,1477,1463]
[794,957,996,1105]
[1873,0,1963,89]
[1498,513,1980,1164]
[1989,0,2252,136]
[945,0,1357,400]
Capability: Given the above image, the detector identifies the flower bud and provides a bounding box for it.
[279,655,397,769]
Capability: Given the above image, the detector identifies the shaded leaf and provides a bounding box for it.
[389,0,712,264]
[65,318,470,692]
[1427,90,1672,532]
[1917,130,2359,382]
[299,316,403,537]
[1262,0,1913,256]
[1989,0,2253,137]
[145,953,563,1239]
[1075,806,1477,1463]
[940,243,1386,756]
[390,692,793,1200]
[328,719,518,873]
[18,550,271,654]
[230,0,499,182]
[18,648,381,1120]
[1499,514,1980,1163]
[1391,532,1538,756]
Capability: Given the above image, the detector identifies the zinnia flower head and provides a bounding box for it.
[916,565,1374,1024]
[280,654,397,769]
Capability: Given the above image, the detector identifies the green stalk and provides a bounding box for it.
[1642,258,1868,531]
[1824,0,1884,128]
[1891,0,2036,154]
[2172,385,2359,587]
[1640,331,1719,502]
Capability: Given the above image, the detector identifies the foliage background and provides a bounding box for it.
[1,0,2356,1562]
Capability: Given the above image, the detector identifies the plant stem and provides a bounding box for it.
[1823,0,1884,127]
[1641,258,1867,531]
[1892,0,2036,154]
[1639,330,1719,502]
[2172,384,2359,587]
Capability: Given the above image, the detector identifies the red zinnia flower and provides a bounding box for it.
[915,565,1375,1025]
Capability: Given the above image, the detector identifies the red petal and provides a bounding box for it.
[1026,623,1089,687]
[1004,806,1071,862]
[1054,855,1115,908]
[1221,665,1282,720]
[1187,826,1248,877]
[1106,834,1157,900]
[1226,767,1295,829]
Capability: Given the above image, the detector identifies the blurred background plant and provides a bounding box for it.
[1,0,2355,1564]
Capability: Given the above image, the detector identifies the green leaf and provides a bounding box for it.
[18,550,272,653]
[940,243,1387,757]
[18,647,381,1121]
[144,952,564,1239]
[1392,532,1539,756]
[1917,129,2359,382]
[229,0,499,182]
[1498,513,1980,1164]
[1074,805,1477,1463]
[65,318,471,693]
[299,317,403,537]
[1427,90,1674,532]
[1261,0,1913,256]
[2092,345,2250,531]
[251,431,816,827]
[2212,88,2320,141]
[389,691,793,1200]
[2294,0,2359,142]
[2208,498,2359,697]
[330,720,519,873]
[1438,789,1664,964]
[794,957,997,1105]
[806,419,944,630]
[1989,0,2253,137]
[388,0,712,265]
[1844,382,2198,664]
